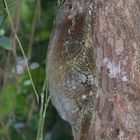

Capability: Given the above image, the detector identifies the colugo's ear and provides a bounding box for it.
[58,0,67,8]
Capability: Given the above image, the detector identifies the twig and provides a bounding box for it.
[36,79,50,140]
[27,0,41,61]
[12,0,21,92]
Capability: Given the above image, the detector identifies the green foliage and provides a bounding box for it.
[0,84,17,117]
[0,0,14,51]
[0,35,12,50]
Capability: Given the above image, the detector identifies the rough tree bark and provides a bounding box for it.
[47,0,140,139]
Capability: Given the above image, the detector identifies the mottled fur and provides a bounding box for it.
[47,0,97,139]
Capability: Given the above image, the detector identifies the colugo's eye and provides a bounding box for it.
[68,3,72,9]
[66,1,73,9]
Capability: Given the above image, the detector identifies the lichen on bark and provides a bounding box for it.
[94,0,140,139]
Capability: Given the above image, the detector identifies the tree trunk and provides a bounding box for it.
[47,0,140,139]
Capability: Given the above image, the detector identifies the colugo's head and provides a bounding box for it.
[56,0,87,27]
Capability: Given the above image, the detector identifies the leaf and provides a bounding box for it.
[0,35,12,50]
[0,16,4,26]
[0,29,5,35]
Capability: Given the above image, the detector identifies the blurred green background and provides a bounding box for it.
[0,0,73,140]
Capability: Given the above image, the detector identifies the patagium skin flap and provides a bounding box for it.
[47,0,96,138]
